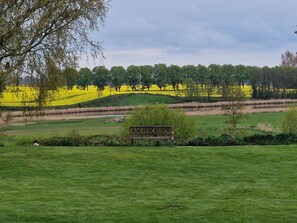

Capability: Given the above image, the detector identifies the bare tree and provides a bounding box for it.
[221,80,246,132]
[281,51,297,67]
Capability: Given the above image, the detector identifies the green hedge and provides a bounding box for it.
[36,135,129,147]
[187,133,297,146]
[18,133,297,147]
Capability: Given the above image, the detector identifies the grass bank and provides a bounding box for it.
[1,145,297,222]
[70,93,184,108]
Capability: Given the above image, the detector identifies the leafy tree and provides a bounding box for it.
[197,64,208,84]
[235,64,247,87]
[182,78,200,100]
[1,0,110,120]
[247,66,261,98]
[197,64,209,99]
[92,66,109,91]
[208,64,222,88]
[32,56,64,110]
[77,68,93,90]
[258,66,273,99]
[204,79,214,102]
[140,65,153,90]
[221,64,236,98]
[286,67,297,95]
[63,67,79,90]
[0,0,109,98]
[153,64,168,90]
[126,65,140,91]
[270,66,283,97]
[222,64,235,85]
[110,66,125,91]
[168,65,183,90]
[182,65,197,80]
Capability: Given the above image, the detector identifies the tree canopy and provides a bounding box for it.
[0,0,110,83]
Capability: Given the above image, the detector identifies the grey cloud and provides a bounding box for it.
[95,0,297,66]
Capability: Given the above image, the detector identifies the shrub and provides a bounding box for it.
[38,135,128,147]
[242,134,275,145]
[40,137,75,146]
[85,135,128,146]
[15,138,35,146]
[33,132,297,147]
[281,106,297,133]
[187,134,239,146]
[187,137,205,146]
[217,134,239,146]
[203,136,220,146]
[121,104,195,141]
[68,129,81,146]
[275,133,297,144]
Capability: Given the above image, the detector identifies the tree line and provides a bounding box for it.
[38,63,297,101]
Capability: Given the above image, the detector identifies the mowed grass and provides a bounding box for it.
[196,112,284,136]
[0,112,285,144]
[1,118,120,139]
[1,145,297,222]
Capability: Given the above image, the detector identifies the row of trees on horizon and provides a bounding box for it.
[28,63,297,100]
[3,51,296,103]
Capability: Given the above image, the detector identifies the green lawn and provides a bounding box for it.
[1,118,120,140]
[1,145,297,222]
[196,112,284,136]
[0,112,285,146]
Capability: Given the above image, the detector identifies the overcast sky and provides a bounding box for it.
[82,0,297,68]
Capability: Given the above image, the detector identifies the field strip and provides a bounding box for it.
[4,99,296,122]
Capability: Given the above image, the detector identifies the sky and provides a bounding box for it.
[81,0,297,68]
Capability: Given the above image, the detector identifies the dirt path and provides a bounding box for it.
[3,99,296,123]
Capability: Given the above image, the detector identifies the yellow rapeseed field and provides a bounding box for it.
[0,85,252,107]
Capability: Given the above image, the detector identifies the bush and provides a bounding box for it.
[281,106,297,133]
[275,133,297,144]
[20,132,297,147]
[242,134,275,145]
[40,137,75,146]
[187,134,239,146]
[187,133,297,146]
[187,137,206,146]
[68,129,81,146]
[15,138,35,146]
[38,135,128,147]
[217,134,239,146]
[121,104,195,141]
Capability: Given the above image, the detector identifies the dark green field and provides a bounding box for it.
[64,93,184,108]
[1,145,297,222]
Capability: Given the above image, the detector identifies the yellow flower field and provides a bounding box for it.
[0,85,253,107]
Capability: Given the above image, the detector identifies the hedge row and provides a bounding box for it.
[18,132,297,147]
[38,135,128,147]
[187,133,297,146]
